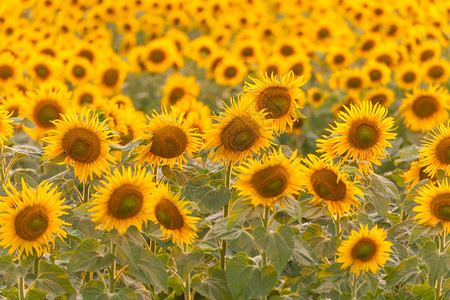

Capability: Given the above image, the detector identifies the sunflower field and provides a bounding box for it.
[0,0,449,299]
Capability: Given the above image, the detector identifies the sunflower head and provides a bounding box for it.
[419,120,450,177]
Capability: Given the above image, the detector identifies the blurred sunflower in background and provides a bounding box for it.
[419,121,450,177]
[403,159,437,191]
[0,105,14,145]
[161,73,200,108]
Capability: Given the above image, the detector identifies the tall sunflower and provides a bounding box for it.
[419,120,450,177]
[204,97,274,164]
[243,71,306,135]
[134,108,202,168]
[301,154,362,218]
[336,224,392,275]
[161,73,200,108]
[43,109,117,181]
[233,148,304,209]
[0,181,70,257]
[149,183,199,245]
[316,101,397,174]
[413,179,450,231]
[400,85,449,132]
[89,166,156,233]
[0,105,14,145]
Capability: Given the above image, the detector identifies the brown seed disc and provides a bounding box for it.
[79,93,93,105]
[431,193,450,222]
[402,72,416,83]
[242,47,254,57]
[428,66,444,79]
[62,127,101,163]
[351,238,377,261]
[251,165,289,198]
[199,47,211,57]
[169,87,185,105]
[348,120,379,150]
[412,95,438,118]
[376,54,393,67]
[291,63,303,76]
[281,45,294,56]
[155,197,184,230]
[318,28,330,38]
[313,93,322,102]
[35,63,50,79]
[361,40,375,51]
[369,94,387,105]
[102,69,119,87]
[420,50,434,62]
[346,77,362,89]
[310,169,347,201]
[149,49,165,63]
[150,125,188,158]
[266,66,278,76]
[257,87,292,119]
[369,70,381,81]
[435,137,450,165]
[108,185,144,219]
[334,55,345,64]
[0,64,13,80]
[220,116,259,152]
[72,65,86,78]
[78,50,94,62]
[15,205,49,241]
[224,66,237,78]
[33,100,63,128]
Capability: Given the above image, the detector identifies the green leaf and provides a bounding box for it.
[129,250,168,292]
[411,284,434,300]
[122,274,154,300]
[161,165,189,186]
[366,174,399,217]
[26,289,47,300]
[253,225,295,273]
[212,219,244,240]
[111,226,145,265]
[172,246,204,281]
[385,257,426,288]
[421,241,449,286]
[33,261,75,296]
[193,267,232,300]
[226,198,260,230]
[67,239,115,272]
[290,236,318,266]
[81,280,137,299]
[0,255,13,274]
[200,185,231,212]
[388,219,414,242]
[225,254,278,300]
[10,117,36,128]
[11,145,43,158]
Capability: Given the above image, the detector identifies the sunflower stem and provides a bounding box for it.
[434,277,442,300]
[83,179,91,203]
[153,165,158,181]
[109,242,117,293]
[220,162,232,269]
[351,273,359,299]
[18,255,25,300]
[333,214,342,238]
[184,244,191,300]
[150,240,156,253]
[33,253,40,276]
[261,206,270,267]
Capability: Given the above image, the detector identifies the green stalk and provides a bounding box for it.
[153,165,158,181]
[434,230,447,300]
[83,179,91,203]
[261,207,270,267]
[184,244,191,300]
[33,253,40,276]
[18,255,25,300]
[351,273,359,299]
[219,162,232,269]
[109,242,117,293]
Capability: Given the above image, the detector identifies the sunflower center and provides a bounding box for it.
[352,239,376,261]
[220,116,259,152]
[403,72,416,83]
[149,49,165,63]
[420,50,434,62]
[318,28,330,38]
[349,122,379,149]
[35,63,50,79]
[242,47,253,57]
[257,87,292,119]
[346,77,362,89]
[250,165,288,198]
[362,40,374,51]
[0,65,13,80]
[62,128,101,163]
[266,66,278,76]
[281,45,293,56]
[313,93,321,101]
[33,100,62,128]
[79,50,94,62]
[199,47,211,57]
[154,197,184,230]
[369,70,381,81]
[435,137,450,165]
[80,93,93,105]
[419,166,437,181]
[169,87,185,104]
[412,95,438,118]
[150,125,188,158]
[334,55,345,64]
[292,63,303,76]
[428,66,444,79]
[369,94,387,105]
[224,66,237,78]
[376,54,393,66]
[15,206,49,241]
[108,185,144,219]
[310,169,346,201]
[102,69,119,87]
[430,193,450,222]
[73,65,86,78]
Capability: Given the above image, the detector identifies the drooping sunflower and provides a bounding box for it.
[204,96,274,164]
[317,101,397,174]
[243,71,306,135]
[413,179,450,231]
[364,87,395,108]
[301,154,362,218]
[394,63,422,90]
[161,73,200,108]
[403,159,437,191]
[89,166,155,233]
[336,224,392,275]
[419,120,450,177]
[422,58,450,85]
[400,85,449,132]
[148,183,199,245]
[0,180,70,257]
[307,87,329,109]
[0,105,14,145]
[134,108,202,168]
[43,109,117,181]
[234,148,304,209]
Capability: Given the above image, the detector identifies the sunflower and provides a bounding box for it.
[288,117,304,136]
[413,179,450,231]
[0,52,20,84]
[260,55,286,78]
[43,109,117,181]
[214,56,248,87]
[372,44,399,69]
[364,87,395,108]
[65,56,91,86]
[96,57,127,96]
[89,166,155,233]
[204,96,274,164]
[413,40,441,64]
[188,36,219,67]
[285,53,312,82]
[362,60,391,87]
[149,183,199,245]
[422,58,450,85]
[338,68,369,92]
[400,85,449,132]
[161,73,200,108]
[331,91,360,117]
[0,87,23,118]
[126,46,147,74]
[173,98,212,137]
[21,81,71,140]
[26,54,62,83]
[394,63,422,90]
[325,47,353,70]
[144,38,177,73]
[317,101,397,174]
[0,105,14,145]
[243,71,306,135]
[336,224,392,275]
[419,120,450,177]
[110,107,145,147]
[71,84,104,110]
[0,180,69,257]
[274,37,302,58]
[234,148,303,209]
[403,160,437,191]
[307,87,329,109]
[356,33,380,57]
[134,108,202,168]
[301,154,362,217]
[232,39,263,64]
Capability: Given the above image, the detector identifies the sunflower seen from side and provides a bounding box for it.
[0,181,70,257]
[135,108,202,168]
[402,160,438,191]
[336,224,392,275]
[43,109,117,181]
[149,183,199,245]
[204,97,274,164]
[0,105,14,145]
[413,179,450,231]
[234,148,304,209]
[89,166,155,233]
[419,120,450,177]
[243,71,306,135]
